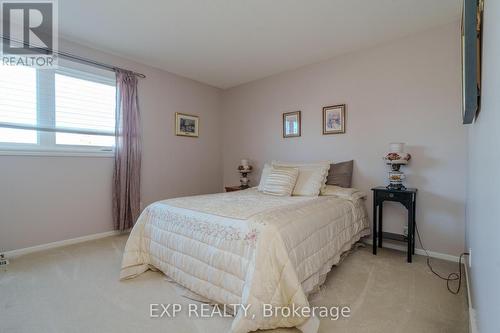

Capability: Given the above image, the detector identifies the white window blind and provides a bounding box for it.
[0,61,116,153]
[0,66,37,143]
[55,72,115,147]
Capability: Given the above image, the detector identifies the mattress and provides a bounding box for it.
[120,188,370,333]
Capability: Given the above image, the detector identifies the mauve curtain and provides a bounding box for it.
[112,70,141,231]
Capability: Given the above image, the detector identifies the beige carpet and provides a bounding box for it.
[0,235,468,333]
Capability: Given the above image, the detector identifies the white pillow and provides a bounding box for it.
[257,163,273,191]
[261,166,299,196]
[320,185,366,201]
[272,161,330,196]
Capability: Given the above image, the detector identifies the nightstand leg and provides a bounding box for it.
[373,203,377,255]
[407,202,413,263]
[378,202,383,248]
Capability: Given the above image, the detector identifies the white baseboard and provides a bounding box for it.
[3,230,123,259]
[469,308,478,333]
[363,239,460,262]
[464,262,478,333]
[5,233,459,261]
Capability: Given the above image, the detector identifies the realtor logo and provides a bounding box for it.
[1,0,58,67]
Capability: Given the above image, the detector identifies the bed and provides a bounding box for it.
[120,187,370,333]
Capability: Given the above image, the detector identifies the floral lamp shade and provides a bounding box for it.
[383,143,411,165]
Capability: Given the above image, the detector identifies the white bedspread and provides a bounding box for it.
[120,188,370,333]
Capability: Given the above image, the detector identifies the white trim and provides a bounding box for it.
[363,239,460,262]
[469,308,478,333]
[3,230,123,258]
[465,261,472,309]
[465,262,478,333]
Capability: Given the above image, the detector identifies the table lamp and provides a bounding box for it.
[237,159,253,189]
[383,143,411,190]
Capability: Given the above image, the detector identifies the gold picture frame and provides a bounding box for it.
[283,111,301,138]
[175,112,199,137]
[322,104,346,135]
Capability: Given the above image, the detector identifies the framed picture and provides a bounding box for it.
[322,104,346,135]
[283,111,301,138]
[175,112,199,137]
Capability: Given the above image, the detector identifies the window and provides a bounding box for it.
[0,61,116,154]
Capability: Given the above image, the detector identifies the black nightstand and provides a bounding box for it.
[371,186,417,263]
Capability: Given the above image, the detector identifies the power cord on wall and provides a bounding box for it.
[415,223,469,295]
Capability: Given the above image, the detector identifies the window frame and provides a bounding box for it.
[0,64,116,157]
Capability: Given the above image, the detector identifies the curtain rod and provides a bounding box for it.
[1,36,146,78]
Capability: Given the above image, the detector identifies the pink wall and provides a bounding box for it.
[0,39,223,252]
[0,22,467,258]
[222,22,466,256]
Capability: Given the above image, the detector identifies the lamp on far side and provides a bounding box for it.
[237,159,253,189]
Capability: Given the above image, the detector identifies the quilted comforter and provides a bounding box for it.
[120,188,370,333]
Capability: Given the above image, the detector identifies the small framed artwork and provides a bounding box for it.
[175,112,199,137]
[283,111,301,138]
[322,104,346,135]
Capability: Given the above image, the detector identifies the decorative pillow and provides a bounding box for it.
[257,163,273,191]
[326,160,353,188]
[261,166,299,196]
[320,185,366,201]
[272,161,330,196]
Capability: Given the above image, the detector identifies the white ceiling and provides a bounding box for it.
[58,0,461,89]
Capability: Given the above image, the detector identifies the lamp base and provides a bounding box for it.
[386,183,406,190]
[240,172,250,188]
[387,169,406,190]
